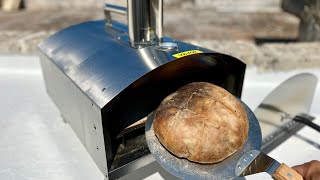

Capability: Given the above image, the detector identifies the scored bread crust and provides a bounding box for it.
[153,82,249,164]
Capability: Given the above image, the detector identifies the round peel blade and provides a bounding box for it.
[145,101,262,179]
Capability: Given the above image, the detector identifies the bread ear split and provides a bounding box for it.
[153,82,249,164]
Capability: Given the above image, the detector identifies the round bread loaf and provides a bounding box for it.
[153,82,249,164]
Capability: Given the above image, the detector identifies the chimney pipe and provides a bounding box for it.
[127,0,163,47]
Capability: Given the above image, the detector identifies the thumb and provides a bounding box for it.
[292,163,309,177]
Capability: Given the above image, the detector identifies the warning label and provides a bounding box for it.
[172,50,203,58]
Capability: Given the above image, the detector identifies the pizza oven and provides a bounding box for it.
[38,0,246,179]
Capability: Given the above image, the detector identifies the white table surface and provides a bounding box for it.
[0,55,319,180]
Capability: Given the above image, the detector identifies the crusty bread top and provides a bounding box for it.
[153,82,249,164]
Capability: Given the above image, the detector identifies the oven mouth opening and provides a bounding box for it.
[102,53,246,174]
[110,117,149,172]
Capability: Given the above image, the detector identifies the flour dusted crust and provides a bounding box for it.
[153,82,249,164]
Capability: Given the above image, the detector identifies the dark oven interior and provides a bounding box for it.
[101,53,246,173]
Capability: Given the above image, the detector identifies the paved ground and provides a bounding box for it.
[164,9,298,41]
[0,7,298,40]
[1,7,320,71]
[0,8,103,31]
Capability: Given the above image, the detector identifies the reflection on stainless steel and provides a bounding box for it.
[128,0,163,47]
[104,0,163,47]
[104,4,127,15]
[236,150,280,177]
[138,47,162,70]
[151,0,163,41]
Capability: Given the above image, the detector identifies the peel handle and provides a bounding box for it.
[272,163,303,180]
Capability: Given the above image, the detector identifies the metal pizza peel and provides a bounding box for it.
[145,100,303,180]
[254,73,319,153]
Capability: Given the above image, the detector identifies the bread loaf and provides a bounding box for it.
[153,82,249,164]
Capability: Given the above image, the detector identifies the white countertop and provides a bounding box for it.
[0,55,319,180]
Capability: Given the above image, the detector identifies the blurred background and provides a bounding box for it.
[0,0,319,71]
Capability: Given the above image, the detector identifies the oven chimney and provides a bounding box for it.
[127,0,163,47]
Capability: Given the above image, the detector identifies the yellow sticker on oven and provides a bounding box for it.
[172,50,203,58]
